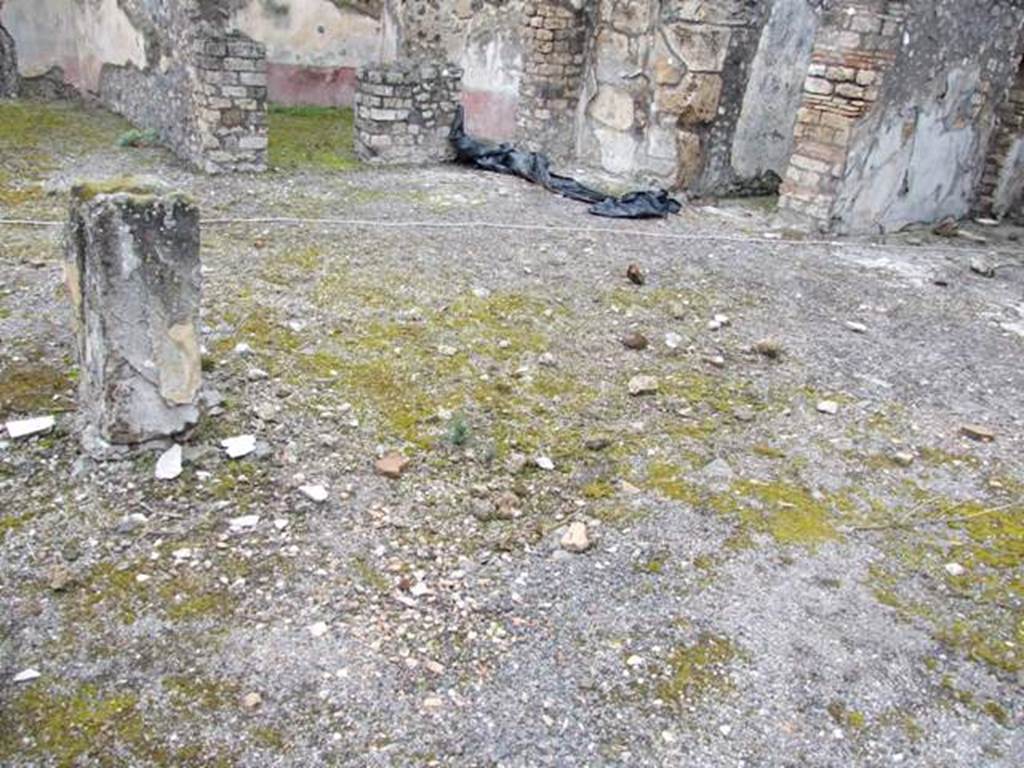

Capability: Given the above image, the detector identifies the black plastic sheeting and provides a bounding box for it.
[449,106,682,220]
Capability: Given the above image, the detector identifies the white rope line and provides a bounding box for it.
[1,214,1019,259]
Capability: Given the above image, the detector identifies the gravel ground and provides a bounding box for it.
[1,100,1022,767]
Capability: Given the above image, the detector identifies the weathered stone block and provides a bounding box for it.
[64,181,202,456]
[588,86,635,131]
[658,73,723,125]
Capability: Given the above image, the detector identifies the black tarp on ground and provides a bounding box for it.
[449,107,682,220]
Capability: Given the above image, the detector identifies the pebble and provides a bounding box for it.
[560,521,591,553]
[375,452,410,478]
[506,452,528,474]
[308,621,329,638]
[534,455,555,471]
[299,484,329,503]
[970,256,996,278]
[221,434,257,459]
[241,692,263,709]
[626,263,645,285]
[13,668,41,684]
[628,375,659,396]
[733,406,755,423]
[116,513,148,534]
[753,339,782,359]
[274,518,289,531]
[664,332,683,349]
[960,424,995,442]
[5,416,55,439]
[626,655,644,667]
[893,451,915,467]
[621,332,649,351]
[844,321,868,334]
[422,696,444,710]
[944,562,966,577]
[229,514,260,530]
[584,436,612,451]
[155,444,183,481]
[817,400,839,415]
[538,352,557,367]
[707,314,731,331]
[437,344,459,357]
[233,342,253,356]
[247,367,269,381]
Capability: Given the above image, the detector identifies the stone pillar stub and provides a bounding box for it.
[65,180,202,457]
[0,16,18,99]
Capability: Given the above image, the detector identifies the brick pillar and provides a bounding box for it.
[194,31,269,173]
[517,0,591,161]
[975,60,1024,219]
[64,181,202,457]
[778,1,907,227]
[355,61,463,164]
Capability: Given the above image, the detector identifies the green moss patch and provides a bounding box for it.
[0,359,72,416]
[650,634,737,707]
[268,105,358,171]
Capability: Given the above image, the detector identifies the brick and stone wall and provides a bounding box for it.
[98,3,268,174]
[780,0,1024,234]
[194,32,269,173]
[516,0,590,162]
[391,0,527,141]
[976,61,1024,221]
[574,0,815,196]
[777,0,904,226]
[354,61,463,165]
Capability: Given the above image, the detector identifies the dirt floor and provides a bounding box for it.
[0,100,1022,767]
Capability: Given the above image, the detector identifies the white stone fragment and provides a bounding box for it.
[299,484,329,503]
[5,416,55,439]
[816,400,839,415]
[560,521,591,553]
[944,562,965,577]
[221,434,256,459]
[13,668,41,683]
[308,621,329,638]
[535,455,555,471]
[155,444,183,481]
[229,514,260,530]
[844,321,868,334]
[664,332,683,349]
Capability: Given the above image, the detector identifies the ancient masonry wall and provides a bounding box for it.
[976,60,1024,221]
[391,0,526,141]
[574,1,820,196]
[780,0,1024,234]
[354,61,463,164]
[517,0,590,162]
[777,0,904,226]
[101,19,268,174]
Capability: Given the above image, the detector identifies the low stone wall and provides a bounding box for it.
[354,61,463,165]
[100,27,268,174]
